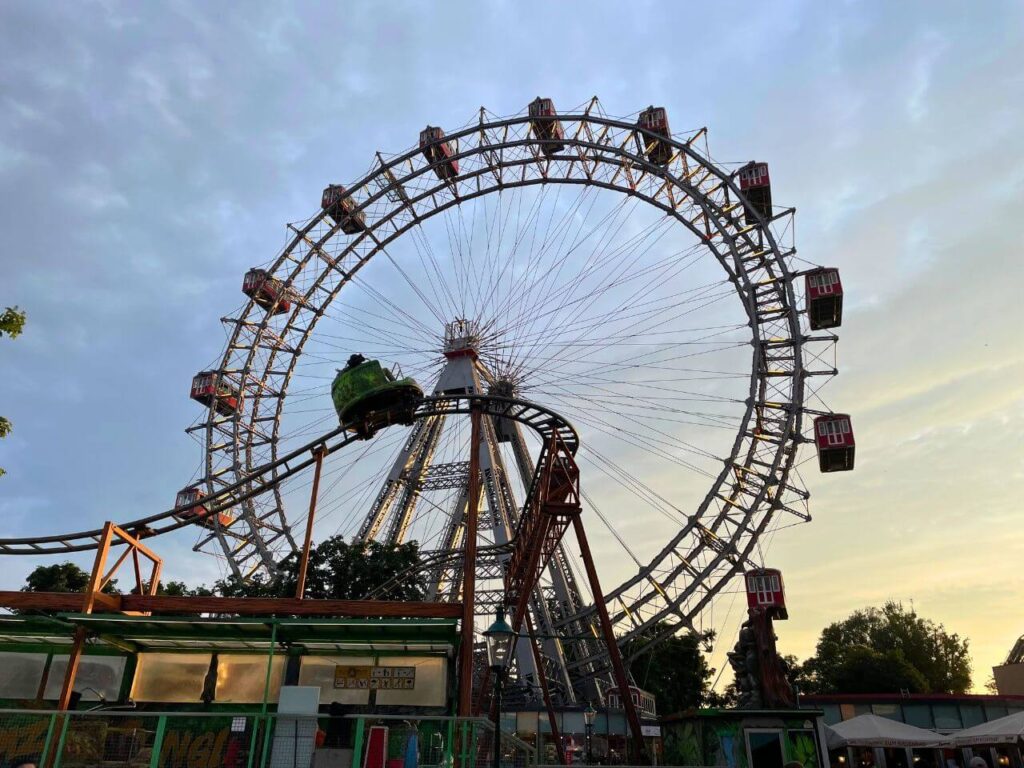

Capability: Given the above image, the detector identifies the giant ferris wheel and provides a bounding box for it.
[0,97,852,705]
[185,97,852,701]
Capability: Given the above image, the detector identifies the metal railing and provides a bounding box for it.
[0,709,535,768]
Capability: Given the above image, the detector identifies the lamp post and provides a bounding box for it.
[583,702,596,765]
[484,610,515,768]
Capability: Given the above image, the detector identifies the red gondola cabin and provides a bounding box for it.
[528,97,565,155]
[738,162,772,225]
[190,371,241,416]
[805,267,843,330]
[745,567,788,620]
[637,106,672,165]
[242,268,291,315]
[606,685,657,719]
[174,486,234,530]
[419,126,459,180]
[813,413,855,472]
[322,184,367,235]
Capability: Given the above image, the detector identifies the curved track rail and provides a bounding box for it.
[0,395,576,556]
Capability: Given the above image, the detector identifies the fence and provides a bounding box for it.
[0,709,536,768]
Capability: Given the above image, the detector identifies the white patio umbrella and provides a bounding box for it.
[951,711,1024,746]
[827,714,948,748]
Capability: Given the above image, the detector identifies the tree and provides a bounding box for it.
[827,647,929,693]
[216,537,426,602]
[0,307,25,340]
[22,561,118,594]
[1,306,27,478]
[801,601,971,694]
[625,625,717,714]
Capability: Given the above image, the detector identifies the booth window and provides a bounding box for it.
[0,652,47,699]
[298,656,374,705]
[131,653,212,702]
[932,703,962,730]
[870,704,903,722]
[44,655,126,701]
[746,730,784,768]
[903,704,932,729]
[215,654,285,703]
[375,657,446,707]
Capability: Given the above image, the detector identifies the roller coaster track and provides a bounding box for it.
[0,395,577,556]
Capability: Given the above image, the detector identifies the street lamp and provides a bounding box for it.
[583,702,597,765]
[484,610,515,768]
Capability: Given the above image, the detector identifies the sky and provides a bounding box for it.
[1,0,1023,692]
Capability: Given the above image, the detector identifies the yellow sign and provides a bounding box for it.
[333,665,416,690]
[333,665,372,689]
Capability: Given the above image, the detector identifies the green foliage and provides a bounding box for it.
[0,306,26,339]
[787,730,819,768]
[625,624,717,715]
[22,561,118,594]
[1,306,27,478]
[131,579,214,597]
[161,580,215,597]
[783,654,816,694]
[800,601,971,694]
[827,646,929,693]
[663,720,703,766]
[216,537,426,602]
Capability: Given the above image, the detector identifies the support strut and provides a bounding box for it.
[458,406,482,716]
[295,444,327,599]
[571,515,646,762]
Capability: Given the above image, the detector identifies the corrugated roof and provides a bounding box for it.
[0,614,457,653]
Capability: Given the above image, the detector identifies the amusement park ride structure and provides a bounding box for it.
[0,98,854,753]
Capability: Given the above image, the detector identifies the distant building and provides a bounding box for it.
[993,634,1024,695]
[802,692,1024,732]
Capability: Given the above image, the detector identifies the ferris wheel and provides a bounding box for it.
[177,97,852,701]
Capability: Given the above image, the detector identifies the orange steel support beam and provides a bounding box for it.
[473,433,579,718]
[458,407,483,716]
[295,444,328,599]
[506,433,580,631]
[571,514,646,763]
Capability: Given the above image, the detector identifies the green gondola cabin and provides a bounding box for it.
[331,356,423,438]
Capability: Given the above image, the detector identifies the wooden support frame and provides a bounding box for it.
[0,591,464,618]
[56,522,163,711]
